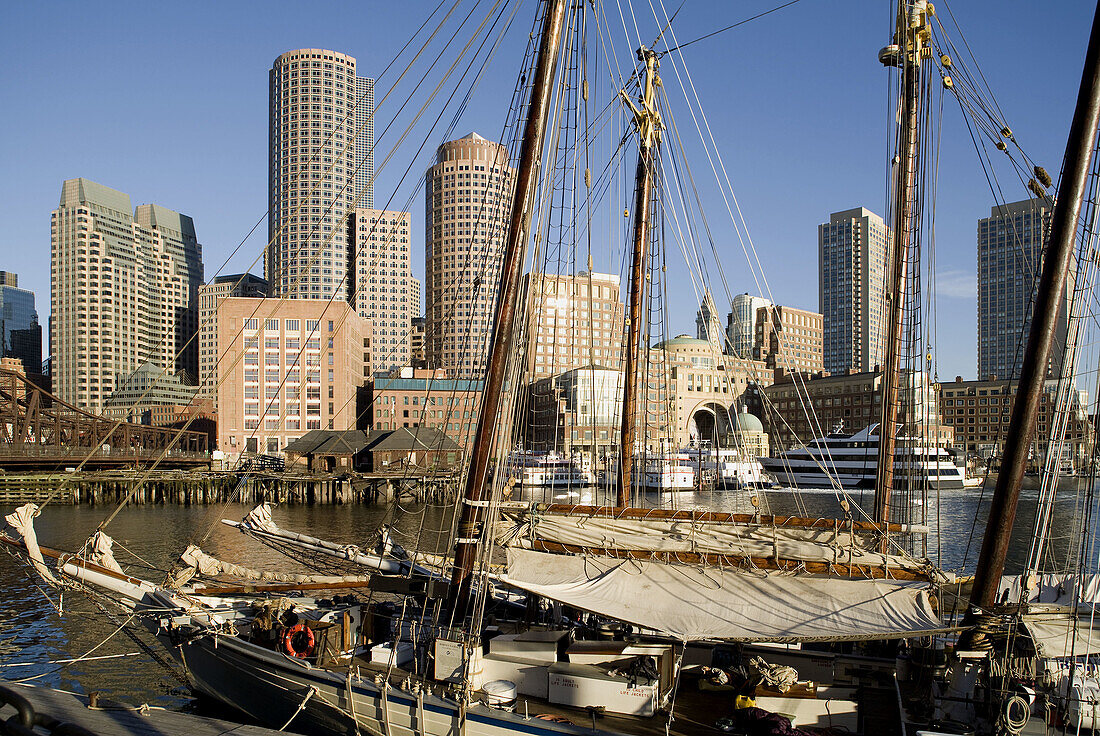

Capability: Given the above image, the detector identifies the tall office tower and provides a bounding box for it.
[978,197,1066,380]
[350,208,415,371]
[197,273,269,407]
[51,178,203,412]
[0,272,41,375]
[267,49,375,300]
[819,207,891,375]
[424,132,516,378]
[523,272,625,377]
[695,290,724,350]
[726,293,772,359]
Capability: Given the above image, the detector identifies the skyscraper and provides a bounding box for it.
[51,178,203,412]
[726,292,771,359]
[267,49,374,301]
[350,208,418,371]
[819,207,891,375]
[977,197,1065,380]
[696,290,724,350]
[424,132,516,378]
[0,272,41,375]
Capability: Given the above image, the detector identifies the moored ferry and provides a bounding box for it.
[759,423,965,490]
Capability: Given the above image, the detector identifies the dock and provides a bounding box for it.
[0,680,289,736]
[0,469,458,506]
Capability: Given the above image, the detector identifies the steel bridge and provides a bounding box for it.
[0,368,209,470]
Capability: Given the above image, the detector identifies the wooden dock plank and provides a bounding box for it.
[0,680,288,736]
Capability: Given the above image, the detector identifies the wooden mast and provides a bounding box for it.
[966,0,1100,614]
[448,0,568,617]
[617,47,663,505]
[874,0,930,539]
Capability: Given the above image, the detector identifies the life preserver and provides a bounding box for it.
[282,623,315,658]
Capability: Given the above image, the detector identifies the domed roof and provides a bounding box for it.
[654,334,713,349]
[734,410,764,433]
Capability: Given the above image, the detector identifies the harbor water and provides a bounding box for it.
[0,481,1091,711]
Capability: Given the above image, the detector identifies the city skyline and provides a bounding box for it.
[1,1,1094,383]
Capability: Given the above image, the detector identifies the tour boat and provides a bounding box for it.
[758,424,965,490]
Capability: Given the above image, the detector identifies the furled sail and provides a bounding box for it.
[501,547,945,642]
[517,512,931,577]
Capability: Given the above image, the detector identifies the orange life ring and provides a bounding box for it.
[282,623,315,658]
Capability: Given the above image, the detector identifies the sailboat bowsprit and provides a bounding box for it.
[6,0,1100,734]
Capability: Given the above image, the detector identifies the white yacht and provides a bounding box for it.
[759,423,966,490]
[506,450,595,487]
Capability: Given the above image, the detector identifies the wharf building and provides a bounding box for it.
[753,304,824,374]
[365,367,483,448]
[424,133,516,378]
[267,49,375,301]
[522,271,625,378]
[214,297,370,457]
[977,197,1068,381]
[51,178,203,413]
[819,207,891,375]
[349,209,419,371]
[756,368,952,451]
[197,273,269,409]
[938,375,1091,466]
[0,272,42,376]
[653,335,773,451]
[527,337,773,461]
[726,292,771,359]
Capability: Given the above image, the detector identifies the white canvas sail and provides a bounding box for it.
[501,547,945,641]
[519,513,930,576]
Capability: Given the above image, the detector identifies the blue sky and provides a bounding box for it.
[0,0,1093,381]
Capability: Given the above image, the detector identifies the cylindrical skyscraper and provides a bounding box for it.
[424,133,515,378]
[267,49,374,301]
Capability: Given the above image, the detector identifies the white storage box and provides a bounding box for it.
[371,641,414,668]
[488,630,566,664]
[755,696,858,732]
[548,662,657,717]
[481,653,549,699]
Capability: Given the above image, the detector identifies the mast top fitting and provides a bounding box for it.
[621,46,664,149]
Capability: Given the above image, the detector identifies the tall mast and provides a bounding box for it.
[448,0,568,617]
[617,47,663,506]
[874,1,931,537]
[967,0,1100,614]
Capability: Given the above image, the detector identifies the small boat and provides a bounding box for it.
[599,452,696,491]
[759,423,965,490]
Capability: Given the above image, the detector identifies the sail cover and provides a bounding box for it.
[1023,612,1100,658]
[524,514,928,575]
[501,548,945,642]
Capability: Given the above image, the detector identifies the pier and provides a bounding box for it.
[0,469,457,506]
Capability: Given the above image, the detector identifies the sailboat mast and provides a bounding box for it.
[617,47,663,505]
[874,1,930,533]
[448,0,568,616]
[967,0,1100,614]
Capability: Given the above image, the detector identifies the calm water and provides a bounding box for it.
[0,480,1092,710]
